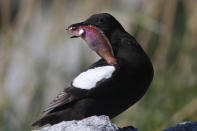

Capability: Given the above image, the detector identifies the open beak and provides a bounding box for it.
[66,22,86,38]
[66,27,80,38]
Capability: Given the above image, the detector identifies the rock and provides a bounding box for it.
[33,115,197,131]
[33,115,137,131]
[164,121,197,131]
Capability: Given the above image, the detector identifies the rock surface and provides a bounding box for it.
[164,121,197,131]
[33,115,197,131]
[33,115,137,131]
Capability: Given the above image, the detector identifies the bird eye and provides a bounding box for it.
[98,18,104,23]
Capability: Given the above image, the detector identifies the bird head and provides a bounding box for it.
[67,13,124,38]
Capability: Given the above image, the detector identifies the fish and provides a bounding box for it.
[67,25,117,66]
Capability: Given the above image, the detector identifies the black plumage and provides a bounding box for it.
[32,13,154,127]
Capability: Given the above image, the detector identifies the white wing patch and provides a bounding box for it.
[72,66,115,89]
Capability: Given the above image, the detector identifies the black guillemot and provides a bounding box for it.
[32,13,154,127]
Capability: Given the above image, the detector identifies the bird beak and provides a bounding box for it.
[66,22,86,38]
[70,36,80,38]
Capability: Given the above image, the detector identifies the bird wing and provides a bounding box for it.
[43,59,124,113]
[43,87,87,113]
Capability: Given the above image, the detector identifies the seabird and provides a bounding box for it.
[32,13,154,127]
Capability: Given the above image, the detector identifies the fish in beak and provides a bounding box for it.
[66,25,85,38]
[66,23,117,66]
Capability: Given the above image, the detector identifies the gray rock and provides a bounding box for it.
[33,115,197,131]
[164,121,197,131]
[33,115,137,131]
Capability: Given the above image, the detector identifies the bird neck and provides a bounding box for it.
[109,28,125,43]
[107,28,126,57]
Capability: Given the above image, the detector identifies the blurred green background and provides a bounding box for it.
[0,0,197,131]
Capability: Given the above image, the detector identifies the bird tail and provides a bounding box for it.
[32,113,58,127]
[32,119,44,127]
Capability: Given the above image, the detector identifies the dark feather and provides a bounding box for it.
[43,87,88,113]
